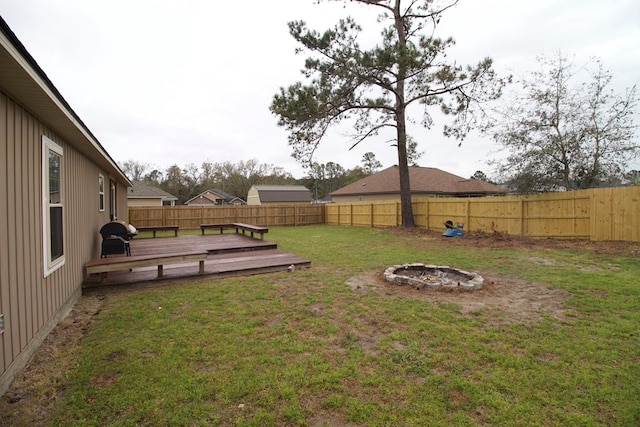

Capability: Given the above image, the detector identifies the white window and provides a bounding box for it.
[42,135,65,276]
[98,174,105,211]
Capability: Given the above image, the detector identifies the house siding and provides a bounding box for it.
[0,93,127,393]
[246,188,258,205]
[128,198,162,207]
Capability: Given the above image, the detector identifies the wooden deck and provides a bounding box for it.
[83,234,311,289]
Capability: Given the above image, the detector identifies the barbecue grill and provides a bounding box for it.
[99,221,137,258]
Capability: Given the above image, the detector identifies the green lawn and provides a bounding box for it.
[52,225,640,426]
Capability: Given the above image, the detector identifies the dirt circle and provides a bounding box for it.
[347,269,573,325]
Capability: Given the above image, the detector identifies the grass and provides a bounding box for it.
[49,225,639,426]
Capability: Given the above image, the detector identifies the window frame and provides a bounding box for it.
[98,174,105,212]
[42,135,65,276]
[109,179,117,220]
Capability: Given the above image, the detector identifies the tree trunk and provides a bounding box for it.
[396,127,415,227]
[393,1,415,227]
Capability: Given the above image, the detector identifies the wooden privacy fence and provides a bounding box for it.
[128,204,325,229]
[325,186,640,242]
[129,186,639,241]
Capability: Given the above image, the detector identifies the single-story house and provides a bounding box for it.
[247,185,313,205]
[330,166,507,202]
[184,188,245,206]
[0,17,131,394]
[128,181,178,206]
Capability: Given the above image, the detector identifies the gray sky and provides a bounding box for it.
[2,0,639,179]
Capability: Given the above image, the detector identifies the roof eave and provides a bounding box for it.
[0,18,131,187]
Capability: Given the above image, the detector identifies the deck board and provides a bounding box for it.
[83,234,310,289]
[128,234,277,256]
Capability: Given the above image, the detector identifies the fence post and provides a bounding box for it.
[370,203,374,227]
[572,195,577,238]
[466,199,470,230]
[590,192,597,241]
[519,198,525,236]
[425,198,429,231]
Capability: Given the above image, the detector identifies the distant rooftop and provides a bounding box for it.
[331,166,506,196]
[128,181,178,201]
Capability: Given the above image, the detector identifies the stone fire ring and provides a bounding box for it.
[384,263,484,292]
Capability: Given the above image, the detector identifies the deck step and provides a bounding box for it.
[83,234,310,289]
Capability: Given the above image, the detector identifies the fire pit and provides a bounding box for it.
[384,263,483,291]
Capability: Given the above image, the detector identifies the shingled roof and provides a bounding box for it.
[331,166,506,197]
[184,189,244,205]
[128,181,178,202]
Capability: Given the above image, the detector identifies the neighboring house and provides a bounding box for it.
[127,181,178,207]
[184,189,245,206]
[247,185,313,205]
[330,166,507,202]
[0,18,131,394]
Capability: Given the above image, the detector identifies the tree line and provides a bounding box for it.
[119,153,384,205]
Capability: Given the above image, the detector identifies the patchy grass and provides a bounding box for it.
[3,225,640,426]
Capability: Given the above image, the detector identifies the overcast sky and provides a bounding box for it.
[2,0,639,179]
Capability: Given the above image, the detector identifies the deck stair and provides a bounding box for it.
[83,233,310,289]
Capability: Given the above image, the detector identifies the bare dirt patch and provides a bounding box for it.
[388,227,640,257]
[0,293,106,426]
[348,270,573,326]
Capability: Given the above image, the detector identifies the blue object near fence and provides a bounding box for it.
[443,220,464,237]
